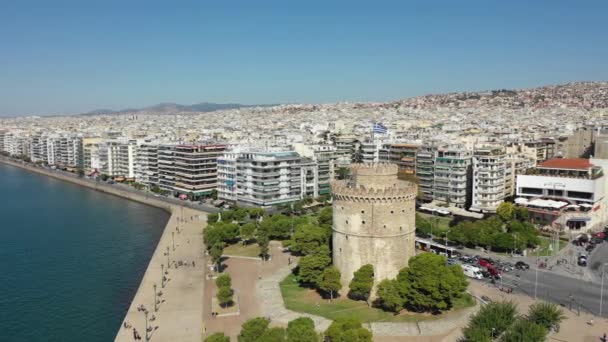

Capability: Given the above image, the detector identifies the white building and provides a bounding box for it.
[516,158,608,232]
[471,146,509,213]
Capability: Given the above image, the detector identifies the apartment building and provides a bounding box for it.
[82,138,103,173]
[333,134,358,168]
[233,151,303,207]
[293,143,336,193]
[358,140,383,163]
[135,143,159,185]
[416,144,437,202]
[471,146,509,213]
[217,151,239,203]
[433,145,472,208]
[158,144,226,199]
[99,139,137,178]
[379,143,419,178]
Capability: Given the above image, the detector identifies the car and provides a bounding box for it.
[479,258,494,267]
[515,261,530,270]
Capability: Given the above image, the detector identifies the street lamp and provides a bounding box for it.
[161,264,165,288]
[172,232,175,251]
[600,263,608,317]
[143,308,149,342]
[166,246,170,269]
[153,283,157,312]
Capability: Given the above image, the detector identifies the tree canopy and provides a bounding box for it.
[286,317,319,342]
[324,318,372,342]
[291,224,330,256]
[238,317,271,342]
[205,332,230,342]
[297,246,332,286]
[377,253,468,313]
[348,264,374,301]
[216,273,232,288]
[319,267,342,301]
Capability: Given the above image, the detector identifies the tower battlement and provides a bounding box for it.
[350,163,398,176]
[331,180,417,203]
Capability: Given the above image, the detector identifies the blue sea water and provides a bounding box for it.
[0,163,170,342]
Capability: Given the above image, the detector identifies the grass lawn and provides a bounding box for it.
[528,236,568,257]
[279,274,475,323]
[418,212,452,234]
[223,243,261,258]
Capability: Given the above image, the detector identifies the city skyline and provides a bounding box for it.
[1,0,608,116]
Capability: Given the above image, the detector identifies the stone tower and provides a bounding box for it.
[331,163,417,294]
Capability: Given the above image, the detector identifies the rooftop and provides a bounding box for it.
[538,158,594,170]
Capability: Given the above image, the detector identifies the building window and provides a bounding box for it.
[400,227,403,231]
[362,221,365,224]
[361,210,365,214]
[390,210,394,214]
[346,220,348,224]
[383,225,387,228]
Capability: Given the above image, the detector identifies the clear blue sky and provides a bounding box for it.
[1,0,607,116]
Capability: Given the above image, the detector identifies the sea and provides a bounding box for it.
[0,163,170,342]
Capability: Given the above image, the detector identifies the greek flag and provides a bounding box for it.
[373,122,388,134]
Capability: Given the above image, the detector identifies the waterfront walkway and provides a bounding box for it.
[115,206,207,342]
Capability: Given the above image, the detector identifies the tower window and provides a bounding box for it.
[390,210,394,214]
[383,225,387,228]
[346,220,348,224]
[361,210,365,214]
[400,227,403,231]
[362,221,366,224]
[339,248,342,252]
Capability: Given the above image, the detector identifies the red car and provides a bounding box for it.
[479,259,492,268]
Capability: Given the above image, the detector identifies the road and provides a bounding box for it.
[488,267,607,317]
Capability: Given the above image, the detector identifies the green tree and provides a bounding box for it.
[348,264,374,301]
[462,301,518,341]
[297,248,331,285]
[248,207,266,219]
[259,327,286,342]
[205,332,230,342]
[238,317,270,342]
[210,242,225,272]
[317,207,333,227]
[396,253,468,312]
[216,273,232,288]
[257,233,270,261]
[259,214,292,240]
[514,206,530,220]
[234,208,249,222]
[526,302,566,332]
[376,279,403,313]
[497,202,515,221]
[217,285,233,308]
[501,319,547,342]
[221,210,236,222]
[286,317,319,342]
[324,317,372,342]
[207,213,220,223]
[291,224,329,255]
[336,167,349,180]
[100,174,109,181]
[240,222,257,244]
[319,267,342,302]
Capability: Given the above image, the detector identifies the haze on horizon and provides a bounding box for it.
[1,0,607,117]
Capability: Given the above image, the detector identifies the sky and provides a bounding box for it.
[1,0,607,116]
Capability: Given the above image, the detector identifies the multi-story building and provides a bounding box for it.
[234,151,302,207]
[300,159,319,198]
[293,143,336,193]
[433,145,472,208]
[516,158,608,232]
[217,151,239,203]
[135,143,159,185]
[333,134,358,168]
[51,136,82,168]
[82,137,103,173]
[379,143,419,178]
[470,146,509,213]
[158,144,226,199]
[416,144,437,202]
[358,140,383,163]
[99,139,137,178]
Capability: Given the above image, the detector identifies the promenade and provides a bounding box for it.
[0,158,210,342]
[115,206,207,342]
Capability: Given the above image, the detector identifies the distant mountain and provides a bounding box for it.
[80,102,265,116]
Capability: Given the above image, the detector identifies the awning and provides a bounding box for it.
[527,198,568,209]
[579,203,593,208]
[565,204,580,209]
[515,198,529,204]
[567,217,591,222]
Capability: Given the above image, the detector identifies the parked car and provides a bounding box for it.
[515,261,530,270]
[479,259,493,268]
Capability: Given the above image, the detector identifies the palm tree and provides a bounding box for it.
[527,302,566,332]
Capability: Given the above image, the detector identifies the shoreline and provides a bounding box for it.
[0,158,208,342]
